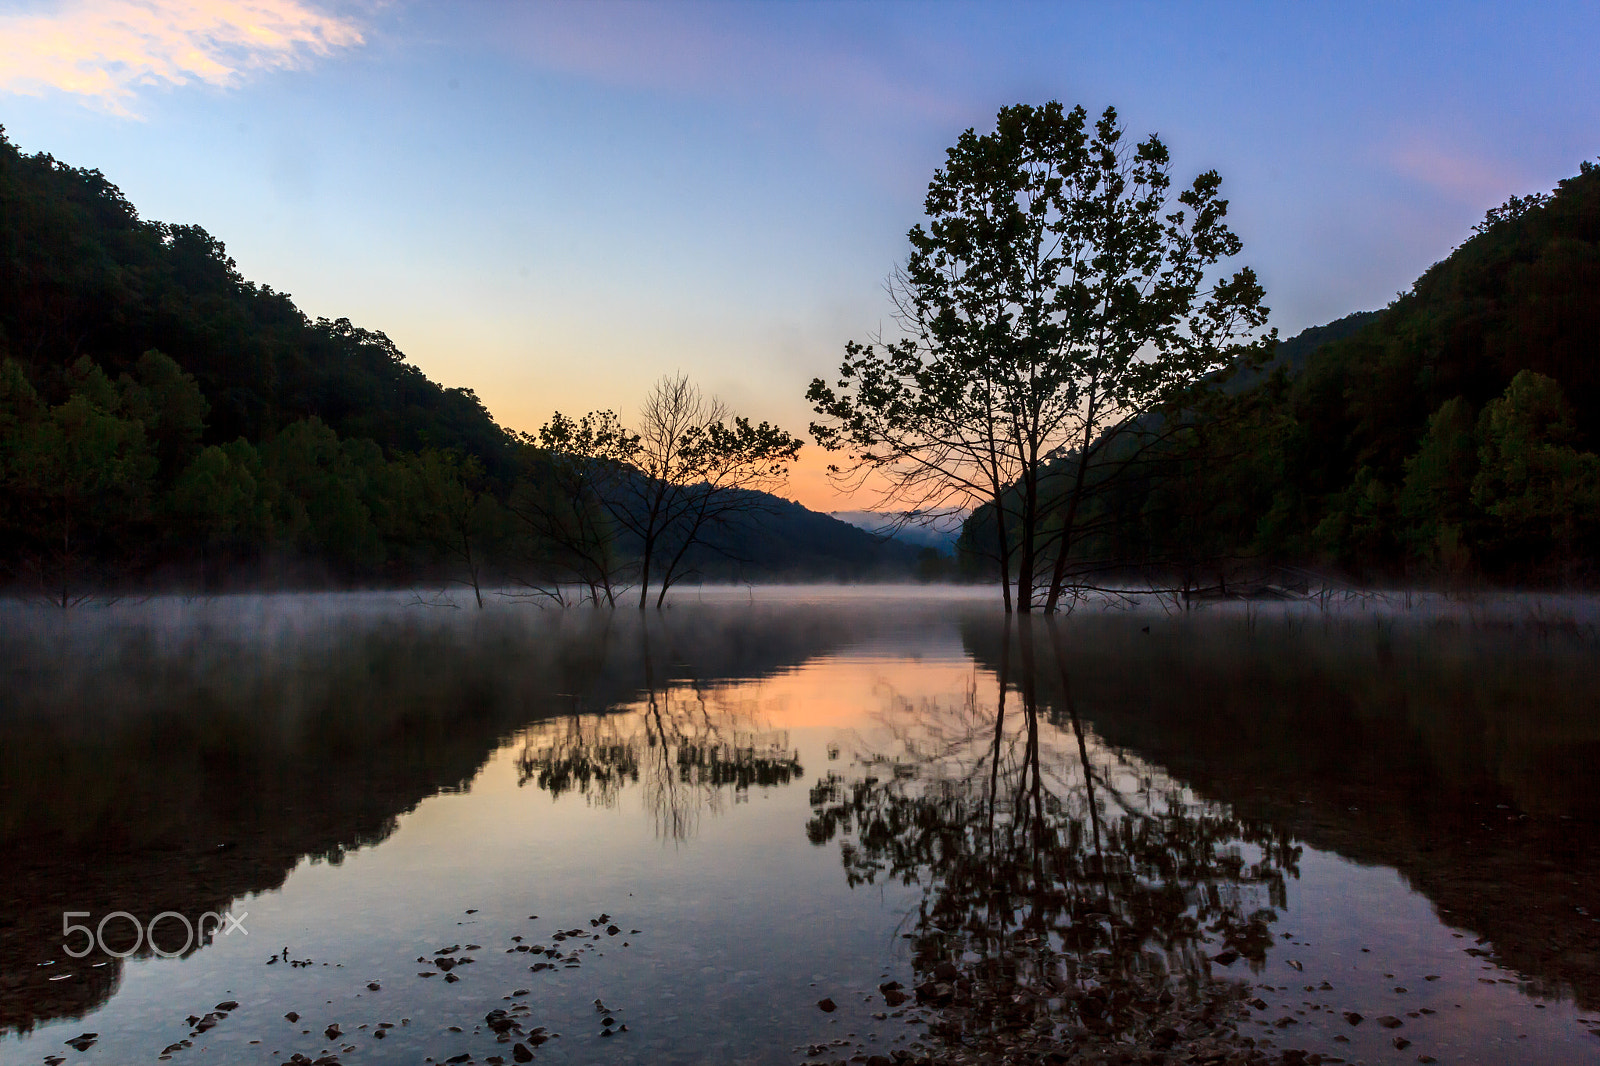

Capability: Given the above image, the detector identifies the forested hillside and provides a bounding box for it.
[0,130,514,471]
[0,129,912,599]
[977,160,1600,588]
[1280,165,1600,578]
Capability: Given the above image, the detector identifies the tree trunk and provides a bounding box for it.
[1043,445,1096,612]
[637,532,654,610]
[1016,467,1039,612]
[993,490,1013,613]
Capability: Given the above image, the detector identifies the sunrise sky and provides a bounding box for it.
[3,0,1598,509]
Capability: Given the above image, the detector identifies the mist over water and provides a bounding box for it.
[1,588,1598,1064]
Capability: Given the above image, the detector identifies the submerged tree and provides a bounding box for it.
[809,103,1272,611]
[543,374,801,608]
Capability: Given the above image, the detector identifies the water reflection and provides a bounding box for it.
[958,613,1600,1013]
[515,681,803,841]
[0,601,868,1033]
[808,618,1303,1053]
[0,595,1596,1065]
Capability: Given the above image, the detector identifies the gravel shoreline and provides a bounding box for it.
[802,976,1337,1066]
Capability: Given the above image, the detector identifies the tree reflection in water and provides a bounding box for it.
[808,618,1300,1055]
[515,630,802,841]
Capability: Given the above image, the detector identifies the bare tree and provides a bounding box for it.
[543,374,800,609]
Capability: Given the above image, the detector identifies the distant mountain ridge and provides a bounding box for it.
[830,510,966,553]
[675,497,924,580]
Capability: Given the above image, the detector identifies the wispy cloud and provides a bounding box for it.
[0,0,363,115]
[1386,136,1530,209]
[501,3,971,128]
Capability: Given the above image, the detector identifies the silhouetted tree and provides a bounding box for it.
[809,103,1272,611]
[512,412,632,605]
[544,374,800,608]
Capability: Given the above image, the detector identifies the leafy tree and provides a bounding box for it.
[1311,465,1396,572]
[399,449,503,607]
[0,127,516,473]
[0,358,156,603]
[1398,396,1478,575]
[118,349,208,476]
[168,440,274,557]
[1278,163,1600,574]
[1472,371,1600,574]
[509,414,629,605]
[809,103,1271,612]
[258,418,385,568]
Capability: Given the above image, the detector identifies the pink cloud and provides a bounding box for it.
[1386,136,1531,208]
[497,3,970,128]
[0,0,364,116]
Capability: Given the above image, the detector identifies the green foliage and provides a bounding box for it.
[0,130,907,596]
[119,350,208,475]
[1312,466,1396,568]
[168,440,273,552]
[1471,371,1600,572]
[0,357,158,600]
[0,127,514,472]
[258,418,387,567]
[1036,158,1600,587]
[0,127,537,592]
[1291,164,1600,507]
[396,449,506,606]
[1398,397,1477,571]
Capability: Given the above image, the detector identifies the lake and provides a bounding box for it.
[2,588,1599,1065]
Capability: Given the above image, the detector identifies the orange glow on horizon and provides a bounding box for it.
[686,654,988,732]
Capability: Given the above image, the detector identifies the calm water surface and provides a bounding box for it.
[2,589,1599,1065]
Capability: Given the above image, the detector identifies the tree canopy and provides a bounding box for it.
[809,103,1272,611]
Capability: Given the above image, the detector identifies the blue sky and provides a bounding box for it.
[3,0,1597,507]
